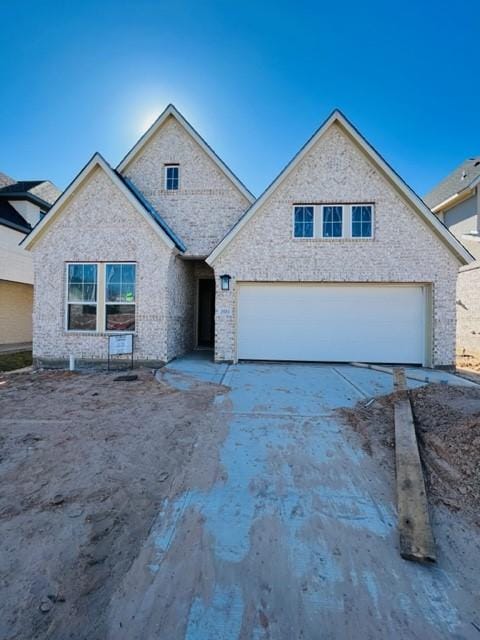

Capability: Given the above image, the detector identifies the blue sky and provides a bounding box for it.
[0,0,478,197]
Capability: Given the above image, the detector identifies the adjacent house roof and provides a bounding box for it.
[0,172,15,188]
[22,153,185,252]
[0,200,32,233]
[0,177,60,232]
[117,103,255,204]
[0,179,60,208]
[207,109,473,266]
[424,157,480,211]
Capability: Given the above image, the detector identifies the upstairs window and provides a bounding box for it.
[293,206,314,238]
[352,205,373,237]
[322,206,343,238]
[105,263,136,332]
[67,263,97,331]
[165,165,179,190]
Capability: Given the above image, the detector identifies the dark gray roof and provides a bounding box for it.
[117,173,186,252]
[0,200,31,233]
[424,157,480,209]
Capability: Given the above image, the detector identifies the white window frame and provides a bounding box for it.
[104,262,137,334]
[164,164,180,191]
[350,204,374,239]
[292,205,315,239]
[321,205,344,239]
[65,262,99,333]
[291,203,375,239]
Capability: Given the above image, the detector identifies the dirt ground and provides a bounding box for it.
[0,368,228,640]
[341,382,480,526]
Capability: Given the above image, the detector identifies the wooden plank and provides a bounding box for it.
[393,367,407,393]
[393,368,436,563]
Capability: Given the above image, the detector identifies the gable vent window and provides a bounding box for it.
[165,165,179,190]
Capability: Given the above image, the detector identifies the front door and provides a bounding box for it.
[197,279,215,347]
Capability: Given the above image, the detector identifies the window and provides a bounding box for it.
[352,205,373,238]
[105,263,136,332]
[293,206,314,238]
[165,165,179,190]
[67,263,97,331]
[323,206,343,237]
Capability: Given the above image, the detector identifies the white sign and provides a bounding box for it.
[109,334,133,355]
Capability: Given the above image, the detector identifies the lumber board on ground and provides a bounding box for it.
[393,368,436,563]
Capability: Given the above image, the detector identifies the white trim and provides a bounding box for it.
[207,110,473,265]
[117,104,254,204]
[23,153,177,252]
[65,262,99,333]
[164,164,180,191]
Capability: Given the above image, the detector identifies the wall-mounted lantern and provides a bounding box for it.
[220,274,231,291]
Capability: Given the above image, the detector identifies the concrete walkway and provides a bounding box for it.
[107,354,480,639]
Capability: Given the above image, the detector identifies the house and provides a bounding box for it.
[425,158,480,361]
[0,174,60,346]
[23,106,472,368]
[424,158,480,259]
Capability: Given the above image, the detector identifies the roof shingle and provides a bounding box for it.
[424,157,480,209]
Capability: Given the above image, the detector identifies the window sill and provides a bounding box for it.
[292,237,375,242]
[65,331,138,337]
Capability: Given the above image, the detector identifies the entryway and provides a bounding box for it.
[197,279,215,347]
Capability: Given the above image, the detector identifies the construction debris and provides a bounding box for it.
[392,368,436,563]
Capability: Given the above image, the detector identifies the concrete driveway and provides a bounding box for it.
[107,355,479,639]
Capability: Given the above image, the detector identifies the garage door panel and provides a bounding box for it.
[237,284,425,364]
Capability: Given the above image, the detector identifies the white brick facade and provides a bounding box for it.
[123,116,251,256]
[211,125,461,366]
[457,264,480,360]
[29,109,468,368]
[32,168,177,364]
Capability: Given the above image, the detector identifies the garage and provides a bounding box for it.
[237,283,428,365]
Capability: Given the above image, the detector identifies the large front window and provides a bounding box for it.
[67,263,97,331]
[105,263,136,332]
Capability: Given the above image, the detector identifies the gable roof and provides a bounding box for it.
[207,109,473,266]
[0,180,60,208]
[424,157,480,211]
[0,200,31,233]
[22,153,185,252]
[116,103,255,204]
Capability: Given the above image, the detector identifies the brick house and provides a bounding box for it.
[23,106,472,368]
[424,158,480,361]
[0,174,60,346]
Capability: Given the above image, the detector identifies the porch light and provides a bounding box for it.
[220,274,231,291]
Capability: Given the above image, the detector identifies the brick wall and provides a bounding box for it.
[456,263,480,360]
[122,116,251,256]
[211,124,461,366]
[32,167,175,365]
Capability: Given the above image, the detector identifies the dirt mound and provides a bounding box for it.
[340,384,480,525]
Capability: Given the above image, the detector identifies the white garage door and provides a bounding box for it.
[237,283,427,365]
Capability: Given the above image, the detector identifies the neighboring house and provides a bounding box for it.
[0,174,60,345]
[425,158,480,361]
[23,106,471,368]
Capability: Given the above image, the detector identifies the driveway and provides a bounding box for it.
[107,354,479,639]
